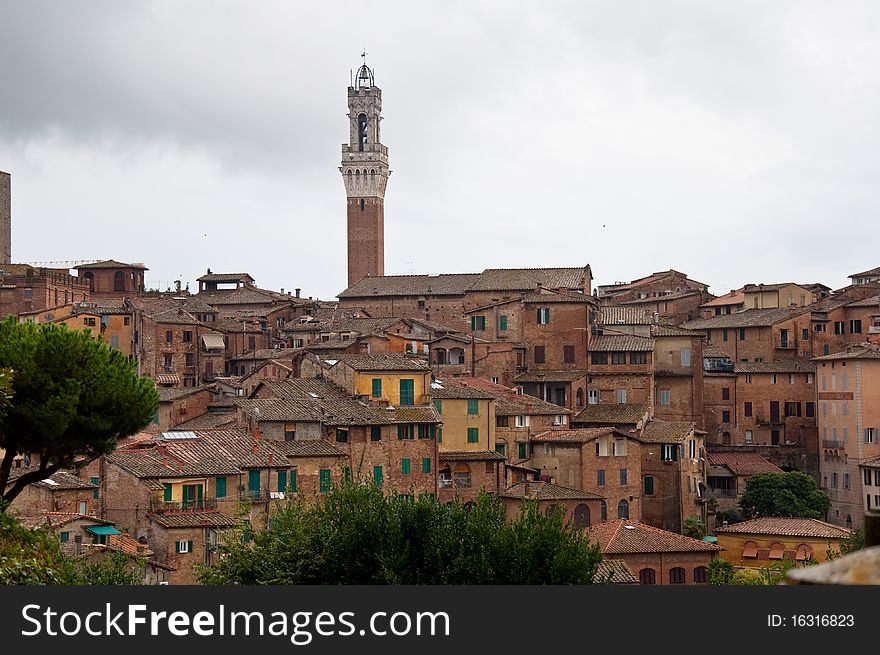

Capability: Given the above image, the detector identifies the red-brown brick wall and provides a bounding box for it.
[347,197,384,287]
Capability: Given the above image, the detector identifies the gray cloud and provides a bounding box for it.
[2,1,879,298]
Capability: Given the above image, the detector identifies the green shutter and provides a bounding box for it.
[197,484,203,508]
[291,469,298,492]
[175,541,181,554]
[278,470,287,492]
[373,465,383,485]
[468,427,479,443]
[398,424,405,440]
[163,483,172,502]
[434,399,442,414]
[319,468,331,493]
[644,476,654,495]
[467,399,479,415]
[470,316,476,331]
[518,443,527,459]
[399,379,415,406]
[536,308,542,323]
[438,428,442,443]
[402,458,411,475]
[188,540,193,553]
[499,315,508,331]
[60,532,69,543]
[248,469,261,495]
[371,426,382,441]
[372,378,382,398]
[422,457,431,474]
[91,476,100,499]
[216,476,227,498]
[495,444,506,456]
[418,424,426,439]
[429,424,437,439]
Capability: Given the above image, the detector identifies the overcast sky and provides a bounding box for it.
[2,1,879,300]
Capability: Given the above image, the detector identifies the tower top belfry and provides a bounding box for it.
[341,56,389,287]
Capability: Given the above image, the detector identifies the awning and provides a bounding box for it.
[155,374,180,385]
[201,334,226,350]
[742,542,758,558]
[768,543,785,559]
[84,525,122,536]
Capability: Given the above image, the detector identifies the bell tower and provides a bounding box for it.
[341,55,389,287]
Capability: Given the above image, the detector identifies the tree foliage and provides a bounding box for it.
[683,516,706,540]
[739,472,830,520]
[198,481,602,584]
[0,317,159,504]
[0,508,141,584]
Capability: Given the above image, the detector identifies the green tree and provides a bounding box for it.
[0,318,159,504]
[708,558,734,585]
[683,516,706,540]
[739,472,830,520]
[198,481,602,584]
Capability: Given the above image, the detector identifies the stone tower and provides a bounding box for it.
[340,59,389,287]
[0,171,10,264]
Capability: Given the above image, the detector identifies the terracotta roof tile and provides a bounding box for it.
[813,343,880,361]
[588,519,722,554]
[499,481,604,501]
[271,441,347,458]
[683,306,811,330]
[339,273,481,298]
[589,335,654,352]
[599,306,656,325]
[531,428,619,443]
[715,517,852,539]
[513,369,588,383]
[75,259,147,270]
[707,451,783,476]
[333,353,430,372]
[734,359,815,374]
[573,403,650,426]
[438,450,506,461]
[596,559,639,584]
[637,420,697,444]
[469,267,590,292]
[148,511,240,529]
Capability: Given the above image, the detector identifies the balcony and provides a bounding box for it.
[774,337,796,350]
[708,489,737,499]
[822,439,842,449]
[439,475,472,489]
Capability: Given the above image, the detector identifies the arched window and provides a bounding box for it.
[669,567,685,584]
[639,568,656,585]
[768,542,785,560]
[544,504,559,517]
[434,348,447,365]
[84,271,94,293]
[693,566,708,583]
[617,499,629,519]
[795,544,813,561]
[742,540,758,558]
[113,271,125,292]
[357,113,368,151]
[600,500,608,521]
[573,503,590,528]
[576,388,584,407]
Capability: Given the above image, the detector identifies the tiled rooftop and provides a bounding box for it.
[588,519,722,554]
[715,517,852,539]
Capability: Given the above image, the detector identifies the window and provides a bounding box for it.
[745,430,753,444]
[611,352,627,365]
[183,330,193,343]
[319,469,331,493]
[499,315,508,331]
[737,327,745,341]
[90,476,100,499]
[784,402,801,417]
[834,321,845,335]
[284,423,296,441]
[851,319,862,334]
[373,465,383,485]
[518,443,527,459]
[630,352,647,365]
[515,415,525,427]
[617,499,629,519]
[597,470,605,486]
[470,315,486,331]
[467,427,479,443]
[401,458,411,475]
[216,476,227,498]
[723,328,728,342]
[619,468,628,485]
[639,568,656,585]
[842,401,848,416]
[495,443,507,457]
[722,387,730,400]
[590,352,608,365]
[563,345,575,363]
[371,378,382,398]
[832,472,838,489]
[616,389,627,404]
[588,389,600,405]
[658,389,671,406]
[742,541,758,558]
[163,354,173,370]
[467,399,479,415]
[802,328,809,340]
[422,457,431,474]
[335,428,348,443]
[661,444,679,461]
[669,567,685,584]
[805,402,814,418]
[534,346,546,364]
[866,428,877,444]
[536,307,550,324]
[600,500,608,521]
[175,540,193,554]
[768,542,785,559]
[83,317,96,327]
[745,373,752,384]
[277,470,287,492]
[865,469,872,485]
[771,374,777,385]
[166,330,173,344]
[60,532,70,543]
[185,352,194,366]
[434,399,442,415]
[844,473,850,490]
[694,566,708,583]
[397,424,415,440]
[744,402,753,417]
[553,414,566,426]
[399,379,415,406]
[643,476,654,495]
[680,348,691,367]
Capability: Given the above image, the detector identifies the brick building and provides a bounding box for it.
[7,470,98,518]
[705,449,783,512]
[0,264,89,318]
[587,519,721,585]
[498,481,605,528]
[815,343,880,528]
[74,260,146,299]
[596,269,713,325]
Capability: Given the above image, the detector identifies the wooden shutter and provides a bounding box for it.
[402,458,411,474]
[163,483,172,502]
[422,457,431,473]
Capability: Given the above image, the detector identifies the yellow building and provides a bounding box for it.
[715,517,851,567]
[19,302,134,356]
[302,352,432,407]
[743,283,816,310]
[431,380,496,452]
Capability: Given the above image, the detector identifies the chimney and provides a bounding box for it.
[74,535,82,556]
[268,453,274,466]
[252,444,259,454]
[295,288,301,298]
[280,288,284,295]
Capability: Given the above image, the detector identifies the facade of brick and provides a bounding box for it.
[0,265,89,318]
[75,261,146,299]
